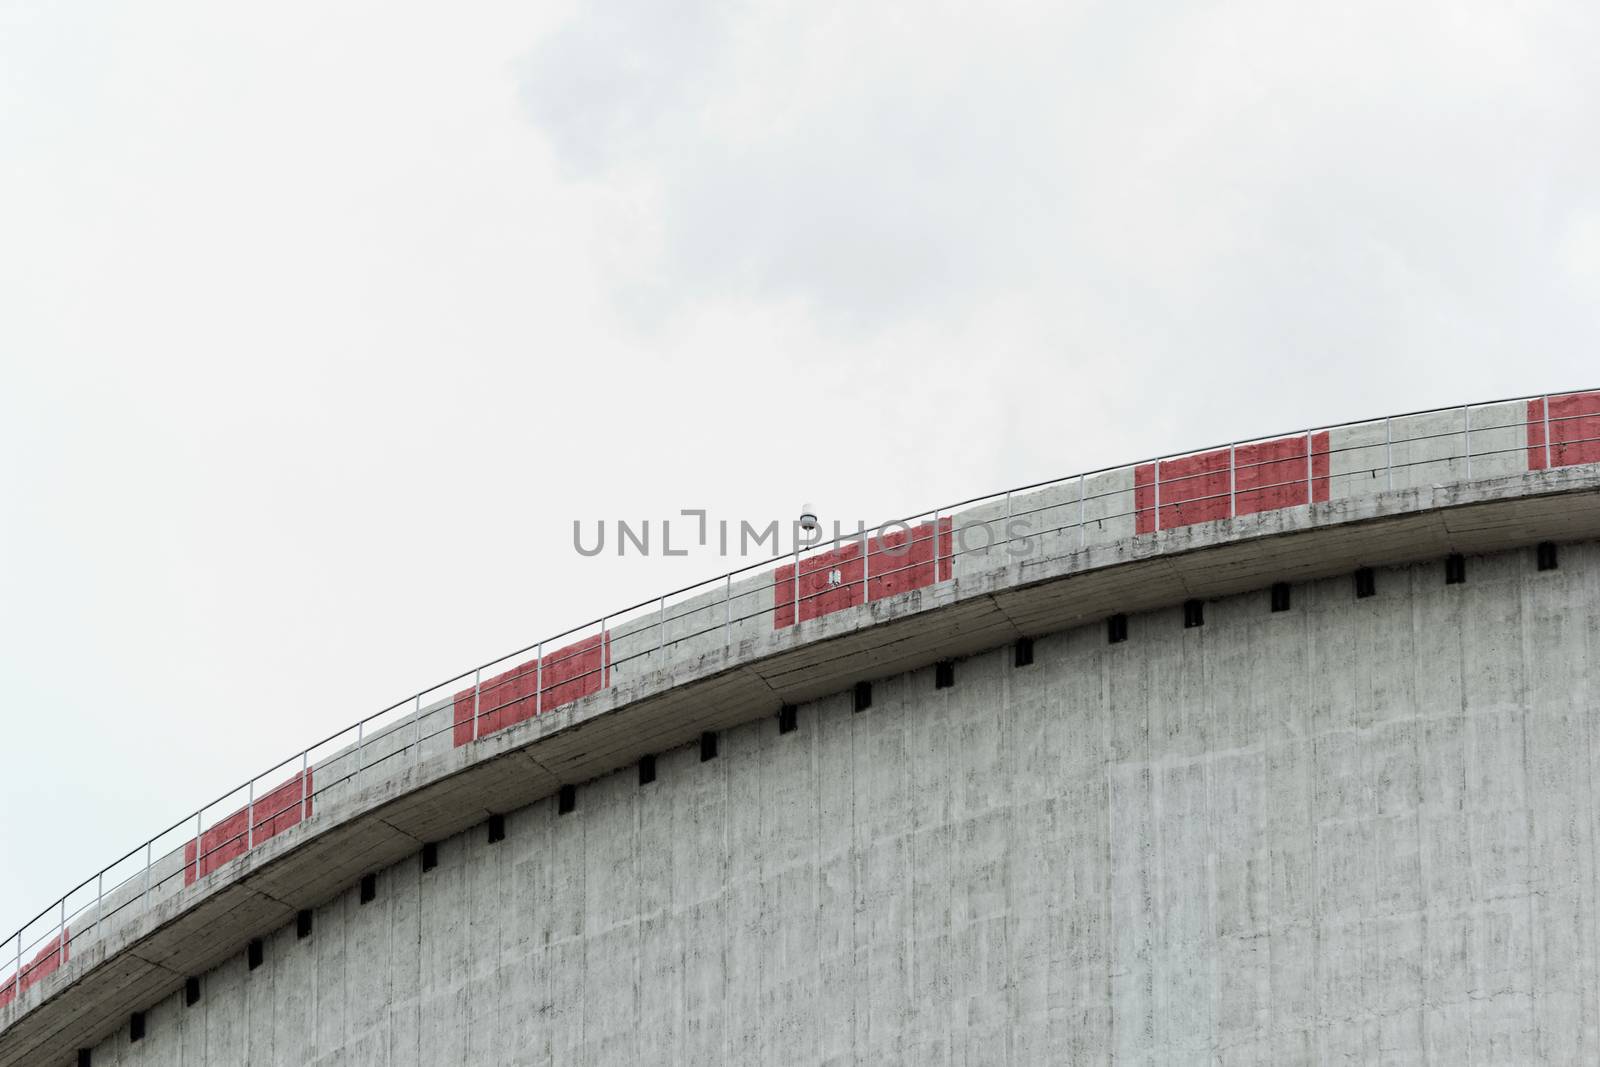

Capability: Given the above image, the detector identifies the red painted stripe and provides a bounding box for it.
[1136,432,1329,534]
[774,518,953,630]
[1135,451,1230,532]
[772,542,863,628]
[867,518,953,603]
[1528,392,1600,470]
[1236,432,1331,515]
[184,771,313,886]
[0,928,69,1007]
[452,632,610,746]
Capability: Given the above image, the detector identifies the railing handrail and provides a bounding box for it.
[4,386,1596,996]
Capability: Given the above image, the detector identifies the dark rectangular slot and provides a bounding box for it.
[777,704,797,734]
[247,938,263,971]
[129,1012,146,1043]
[638,754,657,785]
[421,843,438,873]
[1183,599,1204,628]
[934,660,955,689]
[1107,614,1128,644]
[360,873,376,904]
[1538,541,1558,571]
[185,976,201,1007]
[78,1051,91,1067]
[487,813,505,844]
[1444,553,1466,585]
[296,909,313,938]
[1013,637,1034,667]
[1354,567,1376,599]
[1270,582,1291,612]
[558,784,576,814]
[700,731,718,761]
[853,681,872,712]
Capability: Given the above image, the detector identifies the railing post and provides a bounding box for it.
[1463,405,1471,479]
[1228,443,1236,517]
[413,696,421,766]
[1078,473,1086,550]
[246,779,254,850]
[1544,394,1553,469]
[658,596,666,652]
[300,751,309,820]
[1002,493,1011,567]
[194,810,202,882]
[792,546,800,626]
[535,641,544,717]
[1385,417,1393,491]
[861,525,870,603]
[472,667,482,742]
[1305,431,1313,510]
[142,841,151,913]
[1153,459,1161,532]
[724,575,732,646]
[356,720,364,775]
[57,899,65,968]
[96,870,103,935]
[13,932,19,989]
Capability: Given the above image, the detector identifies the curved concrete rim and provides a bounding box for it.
[3,461,1600,1062]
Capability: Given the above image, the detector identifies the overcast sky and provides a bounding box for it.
[2,0,1598,939]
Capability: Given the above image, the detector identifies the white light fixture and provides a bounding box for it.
[798,503,818,534]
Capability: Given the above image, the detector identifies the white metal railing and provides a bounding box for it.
[3,388,1598,1012]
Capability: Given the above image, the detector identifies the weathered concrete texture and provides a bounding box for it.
[75,540,1600,1066]
[9,468,1600,1065]
[7,405,1586,1042]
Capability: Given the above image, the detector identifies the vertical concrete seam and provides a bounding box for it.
[1306,585,1324,1061]
[1098,638,1112,1054]
[1409,564,1431,1060]
[811,694,824,1065]
[1200,609,1221,1060]
[1408,562,1432,1060]
[1583,545,1600,1061]
[413,832,422,1066]
[494,807,505,1063]
[1458,564,1478,1067]
[849,675,861,1062]
[810,694,820,1065]
[1203,601,1216,1062]
[578,785,588,1060]
[633,753,643,1067]
[1152,627,1167,1058]
[1516,541,1539,1059]
[1001,648,1018,1065]
[720,718,730,1067]
[1581,546,1600,1061]
[309,895,320,1064]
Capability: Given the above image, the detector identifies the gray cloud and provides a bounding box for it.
[517,0,1600,373]
[519,0,725,175]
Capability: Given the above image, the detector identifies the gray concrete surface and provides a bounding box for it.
[66,538,1600,1065]
[4,404,1600,1063]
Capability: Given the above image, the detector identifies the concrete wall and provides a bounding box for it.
[76,538,1600,1066]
